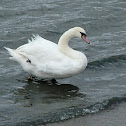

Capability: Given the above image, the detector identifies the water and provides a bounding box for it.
[0,0,126,125]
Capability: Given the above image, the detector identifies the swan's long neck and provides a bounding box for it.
[58,29,81,59]
[58,29,74,49]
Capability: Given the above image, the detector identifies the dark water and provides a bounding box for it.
[0,0,126,125]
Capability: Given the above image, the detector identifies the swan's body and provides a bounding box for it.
[5,27,89,79]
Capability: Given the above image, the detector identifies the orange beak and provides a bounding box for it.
[82,35,90,44]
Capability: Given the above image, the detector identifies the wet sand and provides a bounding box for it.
[44,102,126,126]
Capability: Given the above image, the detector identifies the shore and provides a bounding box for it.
[43,102,126,126]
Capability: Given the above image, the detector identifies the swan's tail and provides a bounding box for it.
[4,47,26,62]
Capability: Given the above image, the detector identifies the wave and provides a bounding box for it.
[88,54,126,69]
[4,95,126,126]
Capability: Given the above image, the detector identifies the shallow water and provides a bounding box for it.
[0,0,126,125]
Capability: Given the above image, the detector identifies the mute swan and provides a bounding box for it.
[5,27,89,79]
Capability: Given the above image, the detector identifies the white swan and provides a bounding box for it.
[5,27,90,79]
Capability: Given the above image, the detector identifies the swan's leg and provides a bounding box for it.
[51,79,57,84]
[27,76,35,81]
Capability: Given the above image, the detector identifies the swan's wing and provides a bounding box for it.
[15,36,74,75]
[16,35,58,62]
[16,35,74,68]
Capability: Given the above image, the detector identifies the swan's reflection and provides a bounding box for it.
[13,78,85,107]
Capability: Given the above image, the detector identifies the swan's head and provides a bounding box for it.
[73,27,90,44]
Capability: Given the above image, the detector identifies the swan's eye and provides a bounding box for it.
[80,32,87,37]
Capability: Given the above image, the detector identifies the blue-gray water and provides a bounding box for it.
[0,0,126,125]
